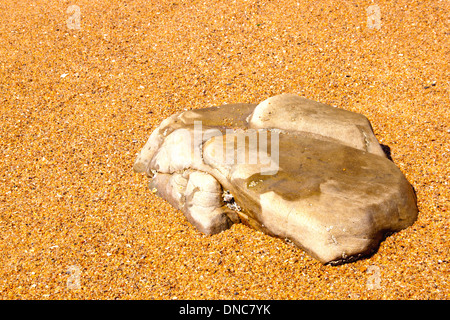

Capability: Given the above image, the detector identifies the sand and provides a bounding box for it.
[0,0,448,299]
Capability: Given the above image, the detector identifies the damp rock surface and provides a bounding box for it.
[134,94,418,264]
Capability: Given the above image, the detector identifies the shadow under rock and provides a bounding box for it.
[380,144,393,161]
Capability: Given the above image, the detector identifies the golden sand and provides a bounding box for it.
[0,0,448,299]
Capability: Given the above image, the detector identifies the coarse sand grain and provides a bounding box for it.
[0,0,448,299]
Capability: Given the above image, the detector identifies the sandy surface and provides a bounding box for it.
[0,0,448,299]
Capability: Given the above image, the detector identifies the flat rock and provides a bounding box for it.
[248,94,386,157]
[134,94,418,264]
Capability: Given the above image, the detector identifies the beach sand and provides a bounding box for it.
[0,0,448,299]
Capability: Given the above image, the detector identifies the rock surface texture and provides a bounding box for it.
[134,94,418,264]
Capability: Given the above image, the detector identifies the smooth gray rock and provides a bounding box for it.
[247,94,386,157]
[134,94,418,264]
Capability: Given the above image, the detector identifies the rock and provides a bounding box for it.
[203,132,417,263]
[248,94,386,157]
[134,94,418,264]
